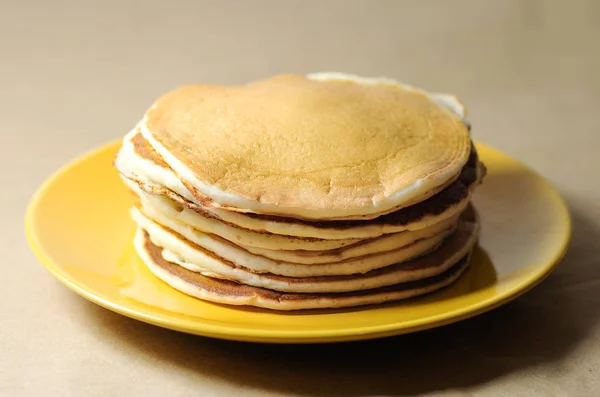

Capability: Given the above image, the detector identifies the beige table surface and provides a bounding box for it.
[3,1,600,396]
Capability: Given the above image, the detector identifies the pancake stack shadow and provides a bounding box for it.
[114,73,486,310]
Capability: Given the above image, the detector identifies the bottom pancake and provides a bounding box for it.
[134,230,474,310]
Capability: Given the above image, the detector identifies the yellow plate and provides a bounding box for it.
[25,142,570,343]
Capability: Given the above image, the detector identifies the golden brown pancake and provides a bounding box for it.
[133,206,471,278]
[114,73,485,311]
[120,131,483,240]
[134,181,459,262]
[141,74,471,220]
[133,211,477,292]
[135,230,473,310]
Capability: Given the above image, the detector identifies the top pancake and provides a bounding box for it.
[141,73,471,220]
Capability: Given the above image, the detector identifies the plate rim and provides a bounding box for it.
[25,140,572,343]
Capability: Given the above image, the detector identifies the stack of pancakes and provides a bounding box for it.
[115,73,485,310]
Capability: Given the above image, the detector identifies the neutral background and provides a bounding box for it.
[3,1,600,396]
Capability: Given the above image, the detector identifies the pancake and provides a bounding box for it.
[139,73,471,220]
[135,230,473,310]
[130,176,461,260]
[239,217,457,263]
[122,127,467,217]
[116,130,484,240]
[123,177,363,251]
[116,128,196,203]
[115,72,485,311]
[134,212,477,293]
[132,207,458,277]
